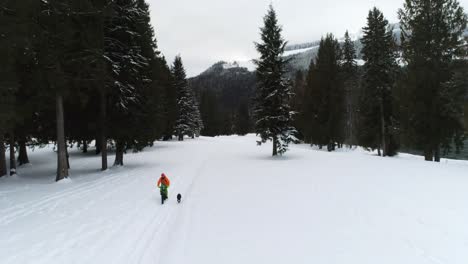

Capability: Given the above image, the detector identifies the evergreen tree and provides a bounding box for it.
[254,5,296,156]
[359,7,399,157]
[173,56,194,141]
[189,92,203,137]
[438,67,467,155]
[398,0,467,161]
[105,0,163,166]
[304,34,343,151]
[37,0,77,181]
[134,0,169,143]
[342,31,357,74]
[0,0,170,179]
[190,62,256,137]
[341,31,359,147]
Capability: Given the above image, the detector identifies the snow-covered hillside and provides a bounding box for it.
[1,135,468,264]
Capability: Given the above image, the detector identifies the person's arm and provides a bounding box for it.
[157,178,161,187]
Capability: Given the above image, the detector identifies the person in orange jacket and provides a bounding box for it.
[158,173,171,204]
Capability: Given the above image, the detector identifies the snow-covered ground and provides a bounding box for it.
[1,135,468,264]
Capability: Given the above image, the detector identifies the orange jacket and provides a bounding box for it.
[157,176,170,187]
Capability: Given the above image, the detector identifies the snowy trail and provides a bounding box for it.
[0,138,220,264]
[2,136,468,264]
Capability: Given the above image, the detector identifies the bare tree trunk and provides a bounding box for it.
[272,136,278,156]
[56,93,69,181]
[327,140,335,152]
[114,140,124,166]
[377,148,381,157]
[82,140,88,153]
[0,133,6,177]
[17,137,30,166]
[9,132,16,176]
[380,99,387,157]
[424,146,433,161]
[100,92,108,171]
[178,134,183,141]
[434,144,441,162]
[95,137,101,155]
[66,144,70,169]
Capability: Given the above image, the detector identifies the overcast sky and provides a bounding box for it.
[148,0,468,77]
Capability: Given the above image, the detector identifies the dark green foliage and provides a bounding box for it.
[254,5,297,156]
[438,62,468,155]
[359,8,399,156]
[398,0,467,161]
[342,31,360,146]
[0,0,172,179]
[290,70,307,141]
[105,0,166,166]
[234,102,252,136]
[160,59,178,140]
[303,34,344,150]
[173,56,192,140]
[190,62,256,136]
[172,56,203,140]
[199,89,223,136]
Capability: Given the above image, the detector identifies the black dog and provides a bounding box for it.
[177,193,182,203]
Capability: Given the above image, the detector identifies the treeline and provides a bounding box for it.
[293,1,467,161]
[0,0,201,180]
[189,62,256,136]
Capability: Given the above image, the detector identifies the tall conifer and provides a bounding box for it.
[398,0,467,161]
[359,8,399,156]
[254,5,296,156]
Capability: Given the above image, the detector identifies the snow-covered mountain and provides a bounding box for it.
[196,25,467,77]
[199,61,255,76]
[284,24,467,72]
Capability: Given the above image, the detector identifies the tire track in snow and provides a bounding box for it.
[0,172,128,221]
[126,143,216,264]
[1,168,148,264]
[155,144,220,264]
[125,166,190,264]
[0,172,135,226]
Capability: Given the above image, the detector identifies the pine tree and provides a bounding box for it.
[398,0,467,161]
[254,5,296,156]
[37,0,76,181]
[189,92,203,137]
[134,0,169,143]
[161,61,178,140]
[438,67,467,155]
[342,31,357,74]
[304,34,343,151]
[359,7,399,157]
[173,56,194,141]
[341,31,359,147]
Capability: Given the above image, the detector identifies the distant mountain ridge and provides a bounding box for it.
[199,61,255,76]
[284,24,467,72]
[195,25,468,77]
